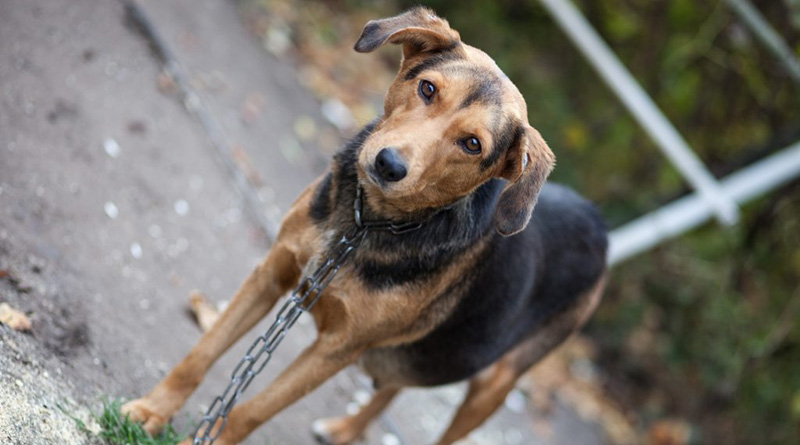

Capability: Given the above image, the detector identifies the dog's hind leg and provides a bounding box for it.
[311,386,401,445]
[122,242,301,435]
[435,359,519,445]
[435,275,606,445]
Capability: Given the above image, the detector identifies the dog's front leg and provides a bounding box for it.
[122,242,301,435]
[208,331,363,444]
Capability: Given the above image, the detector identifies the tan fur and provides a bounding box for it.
[121,8,576,445]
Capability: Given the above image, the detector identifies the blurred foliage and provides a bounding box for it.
[243,0,800,443]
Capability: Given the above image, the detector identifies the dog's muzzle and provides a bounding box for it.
[374,147,407,183]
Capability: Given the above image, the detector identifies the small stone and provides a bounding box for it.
[130,242,142,259]
[148,224,162,238]
[264,26,291,56]
[104,201,119,219]
[504,428,523,444]
[381,433,401,445]
[183,93,201,112]
[174,199,189,216]
[293,115,317,141]
[103,138,120,158]
[353,389,371,406]
[504,389,527,413]
[279,135,303,165]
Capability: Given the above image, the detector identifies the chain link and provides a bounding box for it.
[192,188,422,444]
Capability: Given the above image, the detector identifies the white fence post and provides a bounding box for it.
[538,0,740,226]
[609,141,800,264]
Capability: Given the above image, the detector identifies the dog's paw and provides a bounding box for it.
[311,417,363,445]
[120,398,170,436]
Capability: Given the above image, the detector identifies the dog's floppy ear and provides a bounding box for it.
[354,7,460,59]
[494,126,555,237]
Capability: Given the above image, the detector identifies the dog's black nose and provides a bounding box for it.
[375,148,407,182]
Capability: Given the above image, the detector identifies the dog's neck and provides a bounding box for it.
[322,121,502,250]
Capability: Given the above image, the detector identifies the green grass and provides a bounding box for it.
[62,399,186,445]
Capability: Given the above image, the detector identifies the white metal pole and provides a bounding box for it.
[724,0,800,84]
[538,0,740,226]
[608,140,800,265]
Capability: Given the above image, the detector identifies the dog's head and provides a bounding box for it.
[354,7,555,237]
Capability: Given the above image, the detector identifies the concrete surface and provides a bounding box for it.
[0,0,607,444]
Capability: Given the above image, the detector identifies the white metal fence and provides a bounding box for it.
[538,0,800,265]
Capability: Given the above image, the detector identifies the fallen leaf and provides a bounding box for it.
[127,120,147,135]
[189,291,219,333]
[231,144,264,187]
[647,419,692,445]
[240,92,265,125]
[0,302,32,332]
[157,71,178,94]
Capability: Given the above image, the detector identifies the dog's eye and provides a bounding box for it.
[418,80,436,102]
[461,136,482,154]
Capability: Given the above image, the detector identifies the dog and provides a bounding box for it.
[122,7,608,444]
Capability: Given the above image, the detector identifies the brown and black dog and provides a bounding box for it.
[122,7,608,444]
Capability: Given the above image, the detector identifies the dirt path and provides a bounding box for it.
[0,1,605,444]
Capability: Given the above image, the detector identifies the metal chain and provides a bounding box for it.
[192,188,421,444]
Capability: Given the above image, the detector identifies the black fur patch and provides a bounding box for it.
[309,172,333,222]
[459,69,503,110]
[403,49,463,81]
[481,120,522,171]
[354,179,503,289]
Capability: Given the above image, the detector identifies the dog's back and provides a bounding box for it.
[360,182,607,387]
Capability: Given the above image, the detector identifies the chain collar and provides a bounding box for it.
[353,186,424,234]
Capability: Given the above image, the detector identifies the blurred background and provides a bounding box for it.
[1,0,798,444]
